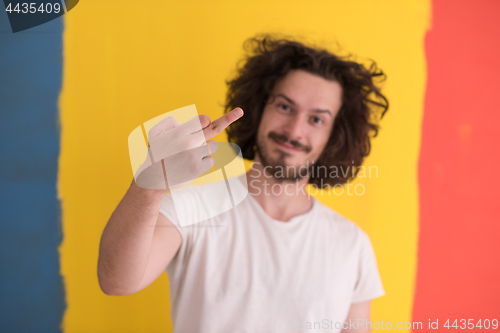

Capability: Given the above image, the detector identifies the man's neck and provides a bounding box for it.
[246,161,313,222]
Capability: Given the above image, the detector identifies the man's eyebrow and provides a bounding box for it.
[275,93,296,106]
[274,93,333,117]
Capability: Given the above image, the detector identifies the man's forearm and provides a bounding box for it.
[97,180,165,295]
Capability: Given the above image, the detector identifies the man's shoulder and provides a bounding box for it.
[313,199,366,238]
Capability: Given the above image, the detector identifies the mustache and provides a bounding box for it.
[268,131,311,153]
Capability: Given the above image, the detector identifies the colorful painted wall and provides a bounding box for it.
[0,0,498,332]
[414,0,500,326]
[0,13,65,333]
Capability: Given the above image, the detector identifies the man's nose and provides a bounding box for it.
[283,114,305,140]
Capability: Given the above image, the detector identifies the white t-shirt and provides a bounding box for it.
[159,176,385,333]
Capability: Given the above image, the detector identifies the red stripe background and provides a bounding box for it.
[414,0,500,328]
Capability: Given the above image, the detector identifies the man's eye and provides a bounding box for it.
[311,117,324,124]
[278,104,291,112]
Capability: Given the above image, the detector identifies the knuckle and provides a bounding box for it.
[161,117,177,130]
[199,114,211,124]
[149,116,174,137]
[148,127,158,139]
[165,116,177,124]
[209,121,219,133]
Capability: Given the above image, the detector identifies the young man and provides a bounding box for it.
[98,35,389,333]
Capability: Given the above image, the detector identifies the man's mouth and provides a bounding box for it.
[272,137,303,152]
[268,131,311,153]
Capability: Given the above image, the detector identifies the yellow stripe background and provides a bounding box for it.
[59,0,430,331]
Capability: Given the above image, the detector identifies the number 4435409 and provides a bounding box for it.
[5,2,62,14]
[444,319,498,330]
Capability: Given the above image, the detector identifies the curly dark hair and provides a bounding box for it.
[223,34,389,187]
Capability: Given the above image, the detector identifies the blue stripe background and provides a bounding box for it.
[0,8,65,333]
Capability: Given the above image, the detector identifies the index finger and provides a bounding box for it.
[203,107,244,140]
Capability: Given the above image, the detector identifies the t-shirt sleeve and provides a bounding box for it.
[158,184,228,275]
[351,229,385,303]
[158,185,223,265]
[158,192,195,259]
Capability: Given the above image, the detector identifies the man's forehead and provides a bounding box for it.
[271,71,343,114]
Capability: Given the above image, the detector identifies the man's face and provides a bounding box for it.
[255,69,343,181]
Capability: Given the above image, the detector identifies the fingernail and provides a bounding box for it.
[235,108,243,117]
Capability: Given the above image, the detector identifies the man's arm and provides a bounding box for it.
[97,181,182,296]
[341,301,372,333]
[97,108,244,296]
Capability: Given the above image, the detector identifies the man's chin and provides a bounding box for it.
[261,162,312,182]
[255,141,312,181]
